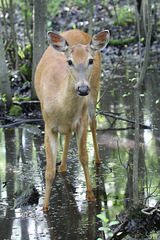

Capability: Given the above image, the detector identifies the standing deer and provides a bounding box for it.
[35,29,109,211]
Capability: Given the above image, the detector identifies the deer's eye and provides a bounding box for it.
[67,59,73,66]
[89,59,94,65]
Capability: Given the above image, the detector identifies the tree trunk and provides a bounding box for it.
[9,0,18,70]
[1,0,8,40]
[133,0,152,206]
[88,0,94,36]
[31,0,47,100]
[0,19,12,109]
[133,88,140,206]
[135,0,149,38]
[24,0,33,55]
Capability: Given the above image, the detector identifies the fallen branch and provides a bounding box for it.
[0,118,44,128]
[13,100,40,105]
[97,111,155,130]
[141,196,160,216]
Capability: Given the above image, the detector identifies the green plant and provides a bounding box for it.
[47,20,52,31]
[20,63,29,76]
[12,93,30,102]
[75,0,87,9]
[67,0,87,8]
[97,213,119,239]
[9,105,22,116]
[24,44,32,59]
[12,93,21,102]
[21,1,32,21]
[1,94,7,119]
[113,5,134,27]
[123,92,131,97]
[23,96,30,101]
[47,0,63,19]
[18,43,25,59]
[109,37,136,46]
[20,63,32,80]
[2,94,7,103]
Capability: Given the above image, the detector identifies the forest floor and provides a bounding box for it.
[1,0,160,125]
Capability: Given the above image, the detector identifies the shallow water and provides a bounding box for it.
[0,56,160,239]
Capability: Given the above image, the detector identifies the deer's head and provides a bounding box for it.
[48,30,110,96]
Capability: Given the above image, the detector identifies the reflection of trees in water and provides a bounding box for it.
[146,73,160,165]
[0,128,46,239]
[0,129,15,239]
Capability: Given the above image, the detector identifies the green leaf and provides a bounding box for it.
[18,48,25,59]
[109,221,119,226]
[99,227,110,231]
[108,232,114,237]
[2,94,7,103]
[129,78,136,82]
[123,92,131,97]
[97,214,108,223]
[47,21,52,28]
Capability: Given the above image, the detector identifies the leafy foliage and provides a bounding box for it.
[114,5,134,27]
[2,94,7,103]
[97,213,119,239]
[47,0,63,19]
[9,105,22,116]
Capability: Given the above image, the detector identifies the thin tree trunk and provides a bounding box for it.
[1,0,8,40]
[31,0,46,100]
[134,0,152,89]
[88,0,94,36]
[24,0,33,56]
[133,88,140,206]
[9,0,18,70]
[133,0,152,206]
[0,20,12,109]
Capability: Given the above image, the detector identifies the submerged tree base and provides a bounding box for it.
[109,203,160,239]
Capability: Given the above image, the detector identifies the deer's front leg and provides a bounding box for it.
[43,126,58,212]
[58,134,71,172]
[76,116,95,201]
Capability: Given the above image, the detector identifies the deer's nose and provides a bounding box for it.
[77,86,90,96]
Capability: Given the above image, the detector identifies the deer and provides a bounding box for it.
[35,29,110,211]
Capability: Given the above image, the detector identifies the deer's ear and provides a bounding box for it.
[89,30,110,52]
[48,32,69,53]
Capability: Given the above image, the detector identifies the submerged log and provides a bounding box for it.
[13,184,40,208]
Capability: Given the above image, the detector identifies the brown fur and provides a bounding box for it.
[35,29,109,211]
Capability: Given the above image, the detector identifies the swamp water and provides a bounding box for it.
[0,56,160,239]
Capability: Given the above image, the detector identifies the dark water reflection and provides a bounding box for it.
[0,127,104,240]
[0,58,160,239]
